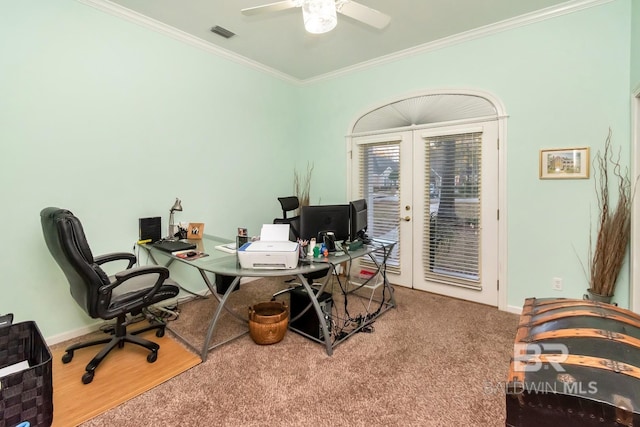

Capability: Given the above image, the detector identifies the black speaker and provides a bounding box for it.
[290,287,333,340]
[139,217,162,243]
[215,274,239,295]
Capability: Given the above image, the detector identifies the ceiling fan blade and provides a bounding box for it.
[241,1,298,16]
[338,1,391,29]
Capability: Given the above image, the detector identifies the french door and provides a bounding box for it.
[351,121,499,306]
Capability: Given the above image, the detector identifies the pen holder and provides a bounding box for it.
[236,235,248,267]
[236,235,248,250]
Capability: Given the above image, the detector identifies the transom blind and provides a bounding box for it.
[359,142,401,273]
[423,132,482,288]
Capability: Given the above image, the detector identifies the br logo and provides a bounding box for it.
[512,343,568,372]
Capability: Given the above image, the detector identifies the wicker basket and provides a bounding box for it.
[0,319,53,427]
[248,302,289,345]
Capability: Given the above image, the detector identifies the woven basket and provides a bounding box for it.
[0,320,53,427]
[248,301,289,345]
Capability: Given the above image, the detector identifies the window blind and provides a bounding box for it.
[359,142,401,273]
[423,132,482,288]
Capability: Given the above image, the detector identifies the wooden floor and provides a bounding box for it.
[51,330,200,427]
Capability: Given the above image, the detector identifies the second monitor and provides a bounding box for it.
[349,198,370,244]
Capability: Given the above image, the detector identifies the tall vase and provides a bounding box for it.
[584,289,614,304]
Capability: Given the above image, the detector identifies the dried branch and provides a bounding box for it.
[294,162,314,210]
[588,129,633,297]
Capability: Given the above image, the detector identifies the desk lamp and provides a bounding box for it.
[168,198,182,239]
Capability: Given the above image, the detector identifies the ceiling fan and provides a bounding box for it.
[241,0,391,34]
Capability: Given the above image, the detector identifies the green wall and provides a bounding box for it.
[0,0,635,340]
[298,0,633,310]
[633,0,640,89]
[0,0,300,338]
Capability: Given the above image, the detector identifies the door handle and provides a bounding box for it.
[401,216,411,222]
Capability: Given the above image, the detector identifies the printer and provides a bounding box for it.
[237,224,299,269]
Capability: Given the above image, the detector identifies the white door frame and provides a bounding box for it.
[631,88,640,312]
[345,89,509,311]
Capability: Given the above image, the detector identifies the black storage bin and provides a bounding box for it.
[0,320,53,427]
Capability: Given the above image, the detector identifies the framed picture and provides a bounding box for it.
[187,222,205,240]
[539,147,590,179]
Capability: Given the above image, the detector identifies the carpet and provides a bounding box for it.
[50,329,200,427]
[78,279,521,426]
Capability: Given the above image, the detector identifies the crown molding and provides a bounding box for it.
[76,0,299,84]
[78,0,612,86]
[304,0,613,84]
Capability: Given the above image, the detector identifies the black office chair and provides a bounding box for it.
[273,196,300,242]
[40,207,180,384]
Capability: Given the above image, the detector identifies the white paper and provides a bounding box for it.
[260,224,290,242]
[215,243,237,253]
[0,360,29,378]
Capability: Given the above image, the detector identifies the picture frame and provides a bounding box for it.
[539,147,590,179]
[187,222,205,240]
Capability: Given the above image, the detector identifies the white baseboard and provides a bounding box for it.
[45,277,262,346]
[506,304,523,315]
[46,322,104,346]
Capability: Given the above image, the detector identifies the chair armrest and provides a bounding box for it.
[94,252,136,269]
[113,264,168,282]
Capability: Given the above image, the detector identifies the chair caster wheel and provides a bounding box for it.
[62,351,74,364]
[147,351,158,363]
[82,371,94,384]
[156,328,165,338]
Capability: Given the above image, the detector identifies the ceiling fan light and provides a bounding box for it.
[302,0,337,34]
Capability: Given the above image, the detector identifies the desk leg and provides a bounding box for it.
[197,269,245,323]
[197,268,217,295]
[201,275,243,361]
[367,245,397,309]
[296,273,333,356]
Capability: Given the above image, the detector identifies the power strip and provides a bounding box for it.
[346,240,363,251]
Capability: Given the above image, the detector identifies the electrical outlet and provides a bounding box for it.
[552,277,562,291]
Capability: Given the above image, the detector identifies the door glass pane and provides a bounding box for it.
[423,132,481,287]
[359,142,400,272]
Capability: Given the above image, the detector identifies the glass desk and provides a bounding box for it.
[140,235,396,361]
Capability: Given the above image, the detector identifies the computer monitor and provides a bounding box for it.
[299,204,350,243]
[349,199,370,243]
